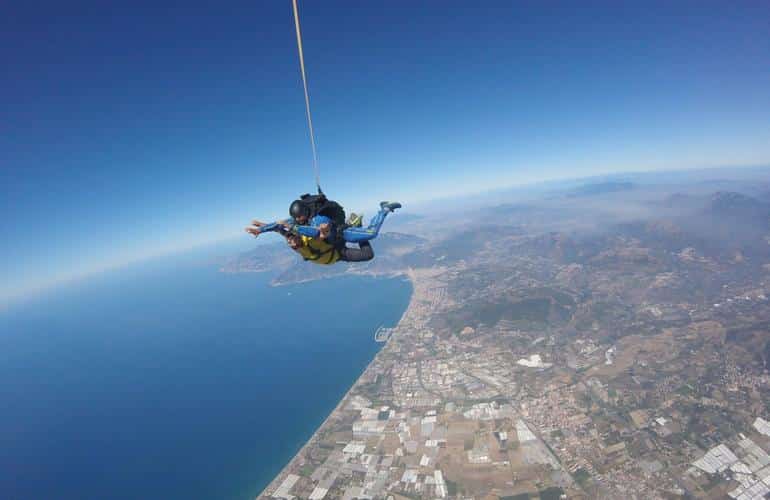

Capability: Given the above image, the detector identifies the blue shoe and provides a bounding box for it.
[380,201,402,212]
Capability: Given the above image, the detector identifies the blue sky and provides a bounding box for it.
[2,0,770,304]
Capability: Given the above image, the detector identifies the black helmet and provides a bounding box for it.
[289,199,310,219]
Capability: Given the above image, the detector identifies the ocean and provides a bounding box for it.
[0,250,411,499]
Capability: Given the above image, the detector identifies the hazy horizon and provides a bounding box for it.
[4,162,770,310]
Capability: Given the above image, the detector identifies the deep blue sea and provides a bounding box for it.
[0,250,411,499]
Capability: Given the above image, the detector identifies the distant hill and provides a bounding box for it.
[403,225,524,267]
[223,232,427,285]
[609,191,770,266]
[704,191,770,222]
[220,242,295,274]
[384,213,424,224]
[660,192,700,209]
[564,181,635,198]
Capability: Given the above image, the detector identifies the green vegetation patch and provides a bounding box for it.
[539,487,565,500]
[574,468,591,486]
[445,479,458,497]
[528,287,576,306]
[478,297,552,325]
[501,494,530,500]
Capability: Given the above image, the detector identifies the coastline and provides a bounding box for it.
[256,270,417,499]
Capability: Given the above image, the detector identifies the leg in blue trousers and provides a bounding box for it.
[342,202,400,243]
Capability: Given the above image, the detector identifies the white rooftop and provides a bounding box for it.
[400,469,418,483]
[516,419,537,443]
[729,479,770,500]
[272,474,300,499]
[737,438,770,473]
[693,444,739,474]
[359,407,380,420]
[434,470,447,498]
[753,417,770,437]
[308,487,329,500]
[516,354,552,368]
[342,442,366,455]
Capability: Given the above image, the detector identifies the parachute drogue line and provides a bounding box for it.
[291,0,321,193]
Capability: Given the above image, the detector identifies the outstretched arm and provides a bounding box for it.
[245,220,292,238]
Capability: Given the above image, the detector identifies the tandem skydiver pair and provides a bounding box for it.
[245,193,401,265]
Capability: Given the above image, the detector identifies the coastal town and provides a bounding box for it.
[239,186,770,499]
